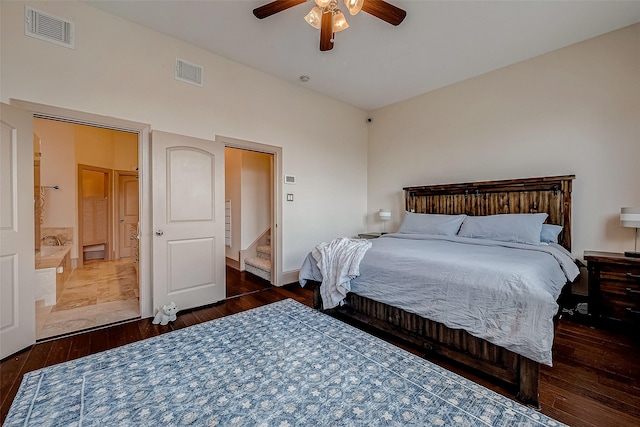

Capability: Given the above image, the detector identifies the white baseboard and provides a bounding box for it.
[225,256,240,270]
[280,269,300,286]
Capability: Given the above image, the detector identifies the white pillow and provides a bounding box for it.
[541,224,563,243]
[397,212,466,236]
[458,213,548,244]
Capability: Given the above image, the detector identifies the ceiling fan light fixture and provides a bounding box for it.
[332,10,349,32]
[344,0,364,15]
[304,6,323,29]
[254,0,406,51]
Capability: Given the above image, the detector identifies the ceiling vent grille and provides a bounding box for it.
[175,58,203,87]
[25,6,74,49]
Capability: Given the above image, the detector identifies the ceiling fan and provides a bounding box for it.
[253,0,406,51]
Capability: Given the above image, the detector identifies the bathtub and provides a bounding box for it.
[35,245,72,306]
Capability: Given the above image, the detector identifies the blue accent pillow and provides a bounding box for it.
[540,224,563,244]
[397,212,466,236]
[458,213,548,245]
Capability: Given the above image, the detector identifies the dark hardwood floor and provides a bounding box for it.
[226,265,273,298]
[2,272,639,426]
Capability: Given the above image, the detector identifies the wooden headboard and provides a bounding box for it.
[403,175,575,251]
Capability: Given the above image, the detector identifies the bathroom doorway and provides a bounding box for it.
[34,118,140,340]
[78,165,112,266]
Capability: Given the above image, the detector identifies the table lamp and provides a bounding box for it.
[379,209,391,234]
[621,207,640,257]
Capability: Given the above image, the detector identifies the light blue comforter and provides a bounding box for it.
[300,233,579,365]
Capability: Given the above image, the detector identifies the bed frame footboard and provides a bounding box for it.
[311,282,540,407]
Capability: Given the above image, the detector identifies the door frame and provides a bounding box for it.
[217,135,284,286]
[11,99,153,318]
[77,164,113,267]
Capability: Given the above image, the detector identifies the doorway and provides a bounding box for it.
[78,164,112,265]
[224,146,274,298]
[34,118,141,340]
[220,135,283,293]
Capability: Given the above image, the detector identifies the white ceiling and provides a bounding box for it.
[87,1,640,111]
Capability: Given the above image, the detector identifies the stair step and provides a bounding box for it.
[245,256,271,271]
[257,245,271,259]
[245,256,271,281]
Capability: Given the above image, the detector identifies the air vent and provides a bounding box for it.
[175,58,203,87]
[25,6,74,49]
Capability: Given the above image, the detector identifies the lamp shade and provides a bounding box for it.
[344,0,364,15]
[332,10,349,32]
[304,7,323,29]
[621,207,640,228]
[379,209,391,221]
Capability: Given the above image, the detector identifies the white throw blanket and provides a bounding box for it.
[311,237,372,309]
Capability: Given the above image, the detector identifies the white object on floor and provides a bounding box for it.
[152,302,178,325]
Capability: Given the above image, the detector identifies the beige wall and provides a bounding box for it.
[1,1,369,273]
[113,132,139,172]
[367,24,640,259]
[34,119,75,243]
[240,150,272,249]
[81,170,105,198]
[75,125,116,168]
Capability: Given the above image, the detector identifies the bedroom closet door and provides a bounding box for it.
[151,131,225,312]
[0,102,35,359]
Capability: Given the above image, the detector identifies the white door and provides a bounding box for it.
[152,131,225,312]
[117,173,139,258]
[0,103,35,359]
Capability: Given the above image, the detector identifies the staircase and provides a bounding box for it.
[244,234,271,282]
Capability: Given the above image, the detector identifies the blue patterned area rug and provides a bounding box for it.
[6,299,565,426]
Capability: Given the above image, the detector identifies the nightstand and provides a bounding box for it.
[584,251,640,326]
[358,232,384,239]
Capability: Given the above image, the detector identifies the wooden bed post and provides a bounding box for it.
[311,281,323,310]
[517,357,540,408]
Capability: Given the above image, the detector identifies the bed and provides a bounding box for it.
[299,175,578,407]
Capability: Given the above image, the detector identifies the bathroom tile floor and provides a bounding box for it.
[36,258,140,340]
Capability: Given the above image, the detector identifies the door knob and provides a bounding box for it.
[155,229,164,236]
[119,218,125,223]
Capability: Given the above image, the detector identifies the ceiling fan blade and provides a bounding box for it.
[319,10,334,51]
[361,0,406,26]
[253,0,307,19]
